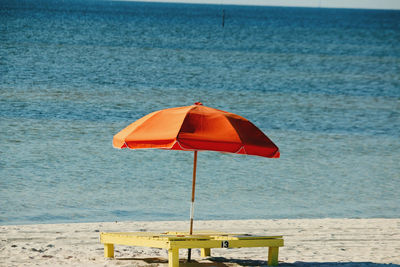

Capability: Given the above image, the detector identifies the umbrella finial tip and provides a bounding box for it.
[194,102,203,105]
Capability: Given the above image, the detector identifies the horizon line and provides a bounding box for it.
[115,0,400,10]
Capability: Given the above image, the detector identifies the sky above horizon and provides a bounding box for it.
[131,0,400,10]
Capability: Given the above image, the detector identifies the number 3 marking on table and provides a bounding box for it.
[221,241,229,248]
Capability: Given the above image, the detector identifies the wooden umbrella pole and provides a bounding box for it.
[190,150,198,234]
[188,150,198,262]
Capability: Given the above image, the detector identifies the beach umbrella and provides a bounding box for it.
[113,102,279,260]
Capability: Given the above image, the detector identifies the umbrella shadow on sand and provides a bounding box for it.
[279,262,400,267]
[113,257,399,266]
[204,258,400,267]
[114,257,230,266]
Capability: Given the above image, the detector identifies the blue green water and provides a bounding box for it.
[1,0,399,225]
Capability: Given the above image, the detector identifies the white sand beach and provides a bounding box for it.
[1,218,399,267]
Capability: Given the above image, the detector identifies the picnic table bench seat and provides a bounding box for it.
[100,231,284,266]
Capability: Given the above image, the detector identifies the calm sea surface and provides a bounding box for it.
[1,0,399,225]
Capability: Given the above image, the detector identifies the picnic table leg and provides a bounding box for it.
[268,246,279,266]
[201,248,211,257]
[104,243,114,258]
[168,248,179,267]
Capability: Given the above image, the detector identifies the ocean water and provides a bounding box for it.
[0,0,399,225]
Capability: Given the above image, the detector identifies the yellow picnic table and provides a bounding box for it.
[100,231,284,266]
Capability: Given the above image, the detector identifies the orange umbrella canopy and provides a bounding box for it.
[113,102,279,158]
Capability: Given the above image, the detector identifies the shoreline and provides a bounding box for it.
[1,218,399,266]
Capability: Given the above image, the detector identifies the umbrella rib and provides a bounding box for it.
[173,140,192,151]
[233,145,247,154]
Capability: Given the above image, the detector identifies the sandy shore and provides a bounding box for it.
[1,218,399,266]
